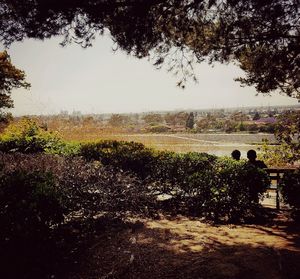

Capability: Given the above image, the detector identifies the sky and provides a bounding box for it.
[3,35,299,116]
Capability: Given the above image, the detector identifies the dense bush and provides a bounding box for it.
[0,152,156,219]
[0,169,64,241]
[80,140,155,179]
[0,151,270,223]
[158,158,270,221]
[258,124,276,133]
[0,118,79,155]
[0,168,66,279]
[80,141,269,221]
[80,142,270,221]
[280,169,300,221]
[149,151,217,196]
[145,124,171,133]
[211,159,269,221]
[260,111,300,166]
[259,140,295,167]
[80,141,217,182]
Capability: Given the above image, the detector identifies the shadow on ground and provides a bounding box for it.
[1,210,300,279]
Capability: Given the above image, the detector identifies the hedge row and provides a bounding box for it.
[80,140,217,180]
[1,151,270,226]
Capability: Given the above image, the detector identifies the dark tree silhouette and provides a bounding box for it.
[0,0,299,97]
[252,112,261,121]
[186,112,195,129]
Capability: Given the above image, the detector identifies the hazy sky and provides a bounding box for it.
[3,35,298,116]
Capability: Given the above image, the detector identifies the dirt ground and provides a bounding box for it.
[66,210,300,279]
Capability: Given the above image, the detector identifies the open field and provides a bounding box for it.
[61,132,275,157]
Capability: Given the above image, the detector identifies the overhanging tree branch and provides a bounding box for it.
[0,0,299,97]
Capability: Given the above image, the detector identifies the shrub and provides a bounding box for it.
[280,169,300,221]
[171,158,270,221]
[145,153,269,222]
[80,141,217,183]
[212,158,270,221]
[145,125,171,133]
[259,140,294,167]
[180,168,216,217]
[0,146,271,224]
[258,124,276,133]
[0,152,157,219]
[0,118,79,155]
[150,151,217,196]
[80,141,270,221]
[55,157,157,218]
[0,169,64,241]
[0,118,59,153]
[80,140,155,179]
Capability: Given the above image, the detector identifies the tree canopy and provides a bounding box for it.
[0,0,299,97]
[0,51,30,111]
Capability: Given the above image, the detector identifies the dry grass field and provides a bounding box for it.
[60,130,275,157]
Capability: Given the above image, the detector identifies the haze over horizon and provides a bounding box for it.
[2,35,299,116]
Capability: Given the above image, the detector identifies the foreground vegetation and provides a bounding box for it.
[1,118,299,223]
[1,118,300,278]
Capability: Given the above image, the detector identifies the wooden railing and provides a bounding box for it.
[265,168,297,209]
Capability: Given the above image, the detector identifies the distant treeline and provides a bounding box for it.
[4,108,294,135]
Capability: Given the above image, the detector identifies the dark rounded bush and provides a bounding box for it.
[0,170,65,241]
[80,140,155,179]
[280,169,300,221]
[168,158,270,221]
[149,151,217,195]
[80,141,217,183]
[145,125,171,133]
[213,159,270,221]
